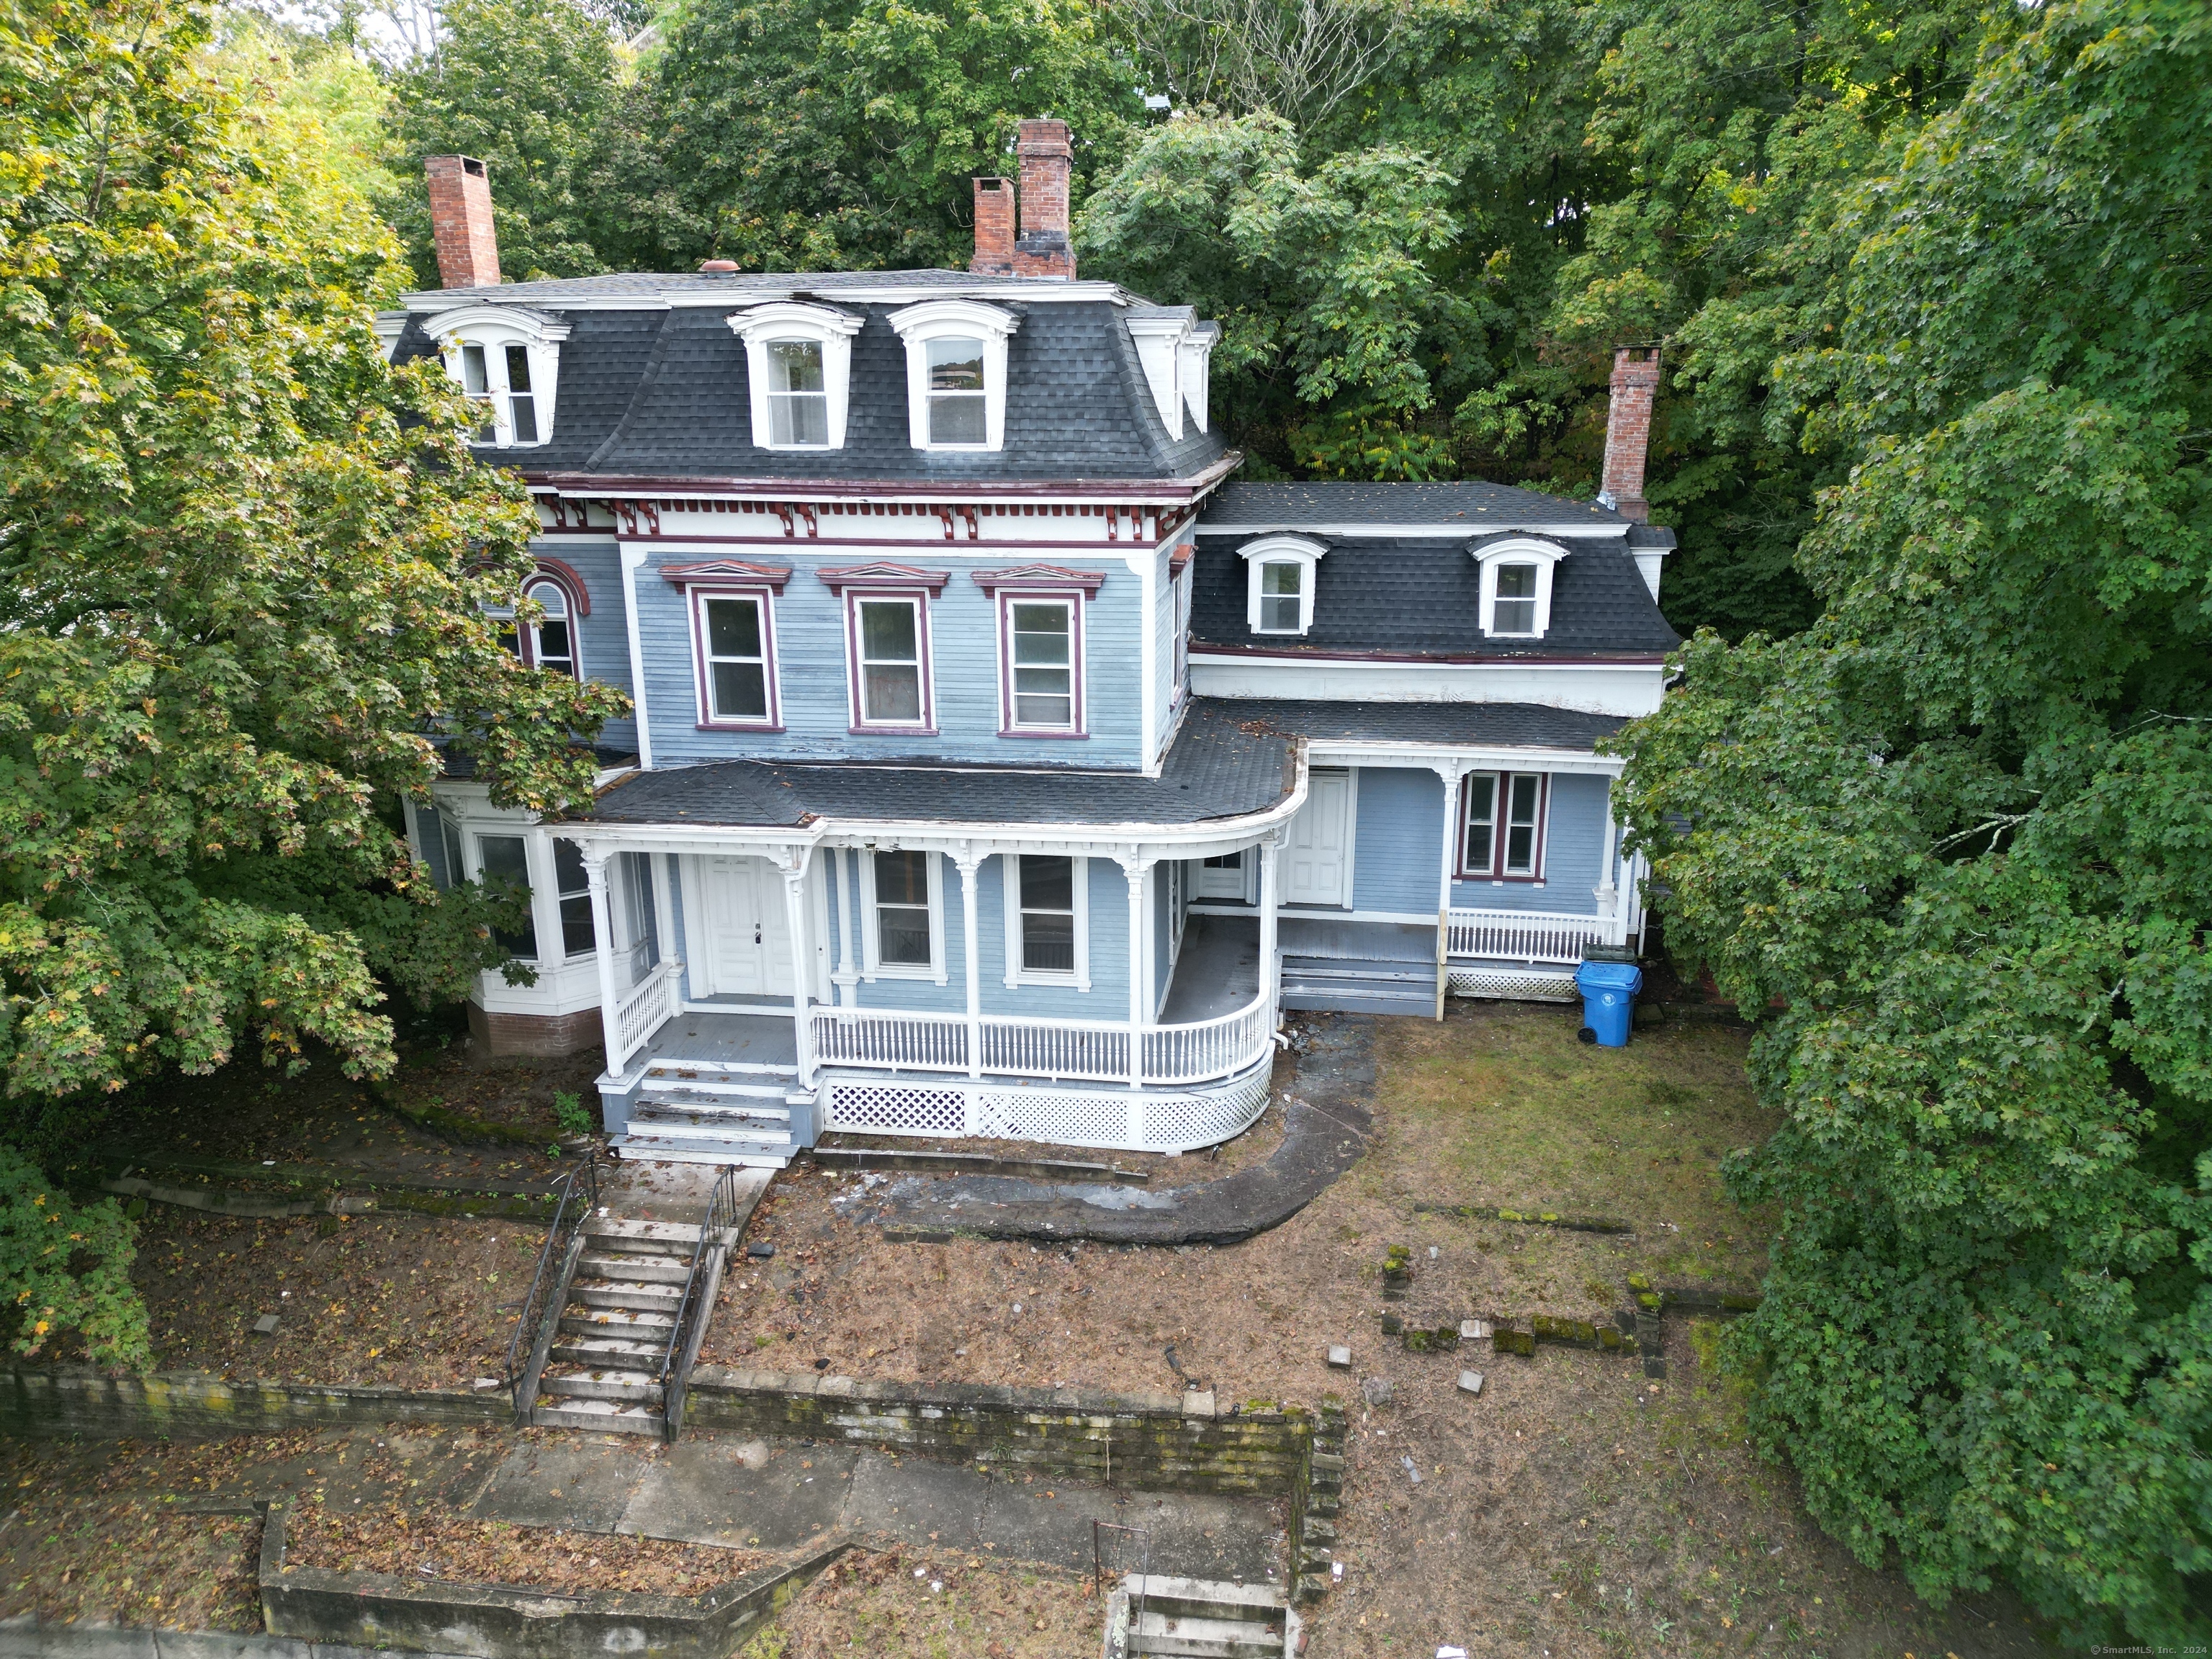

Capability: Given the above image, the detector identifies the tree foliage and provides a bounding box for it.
[0,0,626,1360]
[1615,0,2212,1639]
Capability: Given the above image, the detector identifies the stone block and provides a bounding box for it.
[1460,1319,1491,1342]
[1457,1371,1484,1397]
[1358,1377,1394,1408]
[1492,1325,1535,1358]
[1326,1346,1352,1370]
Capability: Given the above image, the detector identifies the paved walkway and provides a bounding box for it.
[855,1015,1377,1246]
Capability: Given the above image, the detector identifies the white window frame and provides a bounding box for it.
[995,590,1086,737]
[1239,534,1328,636]
[435,305,569,449]
[689,585,783,729]
[1473,538,1568,639]
[727,302,864,451]
[889,300,1021,452]
[469,829,543,962]
[523,575,579,678]
[1001,853,1090,989]
[858,847,947,984]
[1458,770,1550,882]
[845,590,935,733]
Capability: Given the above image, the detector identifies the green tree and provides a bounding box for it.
[0,0,626,1362]
[382,0,627,284]
[1079,112,1491,479]
[1615,0,2212,1639]
[611,0,1145,272]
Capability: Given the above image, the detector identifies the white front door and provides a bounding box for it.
[1280,770,1352,907]
[694,855,793,999]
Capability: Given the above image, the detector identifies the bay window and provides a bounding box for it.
[475,833,537,958]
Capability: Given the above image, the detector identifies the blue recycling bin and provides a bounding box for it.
[1575,960,1643,1047]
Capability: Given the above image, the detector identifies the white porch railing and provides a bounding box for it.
[608,960,685,1076]
[1446,909,1611,964]
[809,983,1275,1089]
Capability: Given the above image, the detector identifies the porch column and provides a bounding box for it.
[954,848,983,1079]
[1257,835,1280,1026]
[580,845,626,1075]
[835,848,859,1007]
[780,848,817,1089]
[1431,763,1470,1020]
[1596,775,1626,947]
[1118,852,1148,1092]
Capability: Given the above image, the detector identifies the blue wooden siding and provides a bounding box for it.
[1448,770,1609,915]
[1148,545,1174,763]
[1351,768,1445,912]
[629,549,1146,770]
[822,852,1134,1018]
[534,537,637,752]
[1345,767,1610,916]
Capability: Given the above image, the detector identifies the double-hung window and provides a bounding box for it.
[925,338,987,444]
[856,597,925,727]
[1460,772,1547,879]
[460,343,539,441]
[1009,600,1075,732]
[872,850,935,971]
[1491,563,1539,634]
[552,838,595,958]
[1473,539,1566,639]
[701,593,772,724]
[525,577,576,678]
[1240,536,1326,636]
[1003,854,1087,986]
[438,309,565,448]
[476,834,538,959]
[764,341,828,446]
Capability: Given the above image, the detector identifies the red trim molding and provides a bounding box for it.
[687,584,784,732]
[971,565,1108,595]
[528,557,590,616]
[818,562,952,595]
[660,559,794,591]
[842,589,938,735]
[992,587,1089,740]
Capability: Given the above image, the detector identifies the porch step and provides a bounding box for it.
[642,1059,799,1081]
[572,1280,685,1313]
[630,1100,793,1132]
[637,1078,794,1105]
[539,1367,662,1402]
[581,1218,714,1252]
[560,1305,678,1339]
[622,1115,795,1146]
[1279,954,1438,1017]
[551,1334,667,1367]
[611,1138,793,1171]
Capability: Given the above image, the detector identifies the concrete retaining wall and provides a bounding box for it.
[258,1503,849,1659]
[685,1367,1314,1496]
[0,1370,506,1441]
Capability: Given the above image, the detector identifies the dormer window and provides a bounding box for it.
[926,338,987,444]
[765,341,827,444]
[1473,538,1568,639]
[1238,535,1328,636]
[1125,309,1218,441]
[890,300,1020,452]
[434,306,568,449]
[729,302,863,451]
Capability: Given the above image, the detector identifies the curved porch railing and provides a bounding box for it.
[809,981,1276,1089]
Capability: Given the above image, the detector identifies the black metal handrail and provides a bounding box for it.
[505,1155,599,1417]
[660,1163,739,1441]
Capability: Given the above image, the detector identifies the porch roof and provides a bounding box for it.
[573,698,1295,830]
[1214,698,1628,752]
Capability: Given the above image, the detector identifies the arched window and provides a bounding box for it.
[525,576,577,678]
[433,306,569,449]
[889,300,1021,453]
[727,302,864,451]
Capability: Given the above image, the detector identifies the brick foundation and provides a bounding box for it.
[467,1001,603,1058]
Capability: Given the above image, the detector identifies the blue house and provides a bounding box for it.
[386,129,1678,1168]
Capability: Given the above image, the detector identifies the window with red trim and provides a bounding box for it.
[1458,772,1548,879]
[689,587,782,729]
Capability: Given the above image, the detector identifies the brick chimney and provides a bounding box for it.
[1600,346,1660,522]
[1012,119,1075,279]
[424,156,500,289]
[970,176,1016,275]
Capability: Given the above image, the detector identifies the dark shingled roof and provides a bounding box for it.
[1216,698,1628,752]
[1199,480,1629,527]
[1187,535,1680,659]
[575,699,1294,830]
[396,295,1227,485]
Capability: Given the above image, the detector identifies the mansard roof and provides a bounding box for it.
[575,698,1294,831]
[1186,527,1681,660]
[390,274,1228,487]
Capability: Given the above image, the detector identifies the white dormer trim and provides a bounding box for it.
[1179,327,1216,433]
[727,302,865,451]
[889,299,1021,452]
[434,306,572,449]
[1125,313,1193,441]
[372,312,409,361]
[1240,534,1329,635]
[1473,536,1569,639]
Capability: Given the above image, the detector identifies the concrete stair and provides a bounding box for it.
[531,1215,718,1435]
[1106,1577,1298,1659]
[613,1061,803,1168]
[1278,954,1437,1017]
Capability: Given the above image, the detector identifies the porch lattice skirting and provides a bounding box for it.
[1447,965,1580,1003]
[821,1054,1274,1156]
[1444,907,1609,1004]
